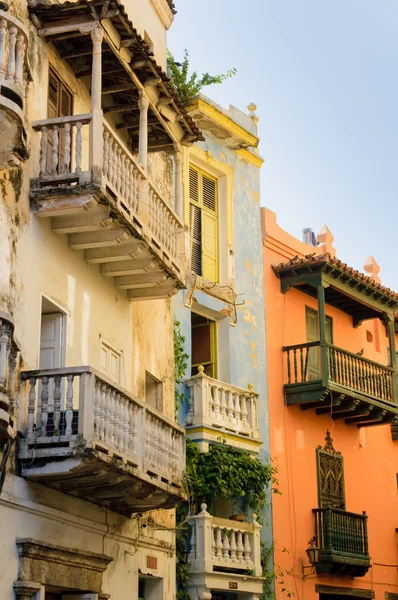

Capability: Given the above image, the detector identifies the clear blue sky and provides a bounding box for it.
[168,1,398,290]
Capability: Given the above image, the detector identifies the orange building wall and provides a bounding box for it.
[262,208,398,600]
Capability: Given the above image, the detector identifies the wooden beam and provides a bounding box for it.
[102,82,136,94]
[127,284,178,301]
[77,66,126,78]
[103,104,139,114]
[69,228,130,250]
[38,18,95,37]
[85,241,147,264]
[131,59,151,69]
[120,39,135,48]
[100,258,157,277]
[114,272,168,289]
[144,77,161,88]
[157,96,173,106]
[52,207,113,235]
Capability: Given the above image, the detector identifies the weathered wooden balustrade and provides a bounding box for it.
[312,506,370,576]
[30,115,186,299]
[283,342,395,404]
[188,504,262,575]
[18,366,186,514]
[186,369,260,452]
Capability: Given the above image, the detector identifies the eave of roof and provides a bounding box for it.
[29,0,201,144]
[273,253,398,309]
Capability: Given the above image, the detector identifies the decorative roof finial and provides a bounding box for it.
[364,256,381,284]
[316,225,336,257]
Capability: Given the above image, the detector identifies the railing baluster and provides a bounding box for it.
[93,380,101,439]
[75,121,83,174]
[40,376,49,437]
[53,375,61,436]
[39,126,48,177]
[65,374,74,436]
[63,122,71,174]
[0,19,7,80]
[6,26,16,81]
[14,33,25,87]
[27,377,36,443]
[51,125,59,175]
[299,347,304,382]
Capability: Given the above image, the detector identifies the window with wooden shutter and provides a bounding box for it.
[47,67,73,175]
[188,164,219,282]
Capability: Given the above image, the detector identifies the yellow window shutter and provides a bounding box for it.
[188,164,219,281]
[201,172,218,281]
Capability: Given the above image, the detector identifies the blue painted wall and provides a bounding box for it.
[174,126,271,540]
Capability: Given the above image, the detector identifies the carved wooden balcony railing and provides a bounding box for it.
[18,366,186,514]
[189,504,262,575]
[0,8,31,167]
[29,115,186,301]
[312,506,370,576]
[283,341,398,425]
[185,369,261,452]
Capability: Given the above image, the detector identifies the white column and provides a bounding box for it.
[89,26,104,184]
[174,148,183,218]
[138,91,149,169]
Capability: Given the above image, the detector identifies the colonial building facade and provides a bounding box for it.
[262,209,398,600]
[174,95,270,600]
[0,0,200,598]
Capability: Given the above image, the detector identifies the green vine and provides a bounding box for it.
[167,49,237,105]
[185,439,278,515]
[174,320,189,415]
[261,541,295,600]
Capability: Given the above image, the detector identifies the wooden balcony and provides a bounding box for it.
[187,504,264,598]
[312,506,370,577]
[0,8,31,168]
[283,341,398,425]
[185,369,261,452]
[18,366,186,515]
[30,115,186,300]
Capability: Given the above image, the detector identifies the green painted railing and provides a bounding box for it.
[283,342,395,404]
[313,506,369,557]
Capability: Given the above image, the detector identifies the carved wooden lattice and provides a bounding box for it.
[316,430,346,510]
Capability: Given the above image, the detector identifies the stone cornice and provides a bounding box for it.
[16,538,113,572]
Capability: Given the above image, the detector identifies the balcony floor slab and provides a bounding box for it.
[19,443,186,515]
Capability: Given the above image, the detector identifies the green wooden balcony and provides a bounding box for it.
[283,341,398,425]
[312,506,370,577]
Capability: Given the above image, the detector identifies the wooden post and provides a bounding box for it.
[138,91,149,169]
[174,147,183,218]
[89,26,104,184]
[385,313,398,403]
[317,284,329,386]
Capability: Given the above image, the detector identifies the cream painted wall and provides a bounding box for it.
[122,0,173,70]
[0,474,176,600]
[0,0,180,595]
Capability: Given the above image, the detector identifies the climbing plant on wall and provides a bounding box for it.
[174,320,189,415]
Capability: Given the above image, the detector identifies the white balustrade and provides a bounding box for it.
[0,9,29,92]
[148,181,182,263]
[189,504,262,576]
[22,365,185,484]
[102,120,146,217]
[33,114,92,183]
[186,370,260,440]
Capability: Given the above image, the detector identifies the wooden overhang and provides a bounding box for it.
[273,253,398,326]
[29,0,202,152]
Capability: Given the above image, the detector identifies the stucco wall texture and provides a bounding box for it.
[263,208,398,600]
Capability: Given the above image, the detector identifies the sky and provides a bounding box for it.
[168,1,398,290]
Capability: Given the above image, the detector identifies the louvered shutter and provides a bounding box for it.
[188,165,219,281]
[46,68,73,174]
[189,166,202,275]
[201,173,218,281]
